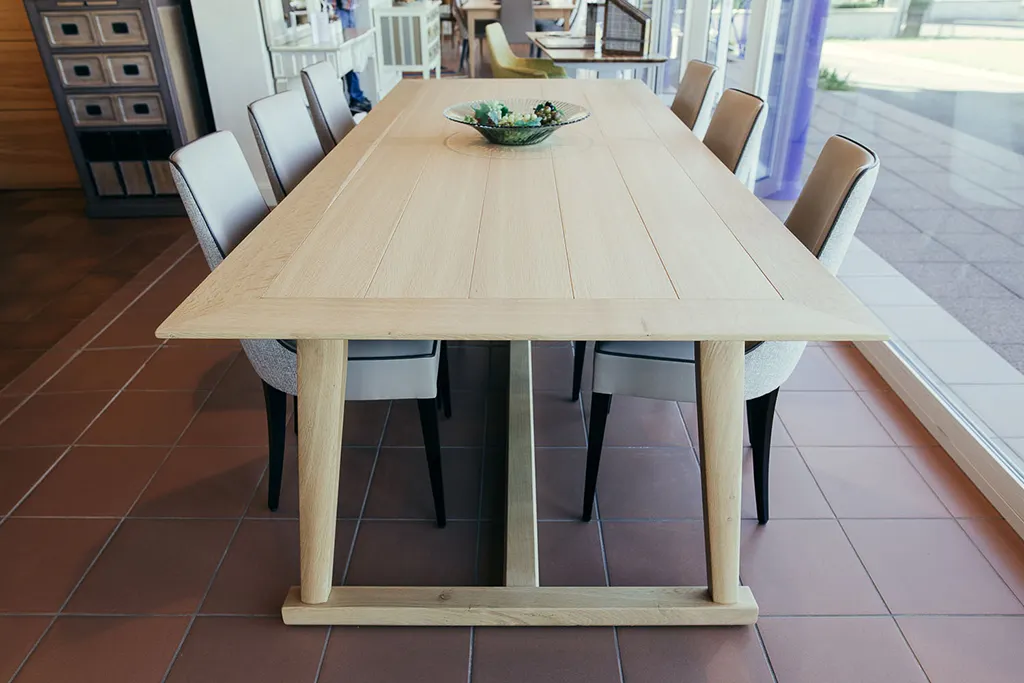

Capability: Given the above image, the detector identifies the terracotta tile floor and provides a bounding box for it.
[1,229,1024,682]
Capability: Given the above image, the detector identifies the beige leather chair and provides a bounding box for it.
[671,60,717,131]
[703,88,767,185]
[578,135,880,525]
[301,61,357,154]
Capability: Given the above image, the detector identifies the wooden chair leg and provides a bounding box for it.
[582,391,612,522]
[262,381,288,511]
[438,341,452,418]
[417,398,447,528]
[746,387,779,525]
[571,341,587,401]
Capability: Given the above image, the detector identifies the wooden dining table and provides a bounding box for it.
[461,0,576,77]
[157,78,885,626]
[526,30,667,78]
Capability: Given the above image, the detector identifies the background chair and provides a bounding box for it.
[248,90,324,203]
[301,61,357,154]
[671,60,717,132]
[703,88,767,185]
[169,130,453,527]
[578,135,880,525]
[485,23,566,78]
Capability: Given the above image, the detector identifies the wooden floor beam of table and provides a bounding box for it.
[281,339,758,626]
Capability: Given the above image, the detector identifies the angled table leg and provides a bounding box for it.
[695,340,745,605]
[296,339,348,604]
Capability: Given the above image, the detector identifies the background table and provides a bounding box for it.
[158,79,885,626]
[463,0,575,77]
[526,31,667,78]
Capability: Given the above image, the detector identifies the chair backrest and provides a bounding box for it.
[744,135,878,400]
[500,0,535,43]
[301,61,357,154]
[248,89,325,202]
[170,130,296,395]
[786,134,880,275]
[169,131,268,271]
[671,60,716,131]
[485,23,518,77]
[703,88,766,181]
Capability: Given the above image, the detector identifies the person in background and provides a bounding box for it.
[331,0,373,113]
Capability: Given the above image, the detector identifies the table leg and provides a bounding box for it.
[695,340,744,605]
[297,339,348,604]
[468,16,478,78]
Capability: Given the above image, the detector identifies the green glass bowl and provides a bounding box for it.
[444,98,590,146]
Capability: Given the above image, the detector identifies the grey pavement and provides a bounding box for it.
[804,89,1024,372]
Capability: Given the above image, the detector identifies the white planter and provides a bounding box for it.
[825,8,903,39]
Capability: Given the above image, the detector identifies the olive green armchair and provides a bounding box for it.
[485,23,566,78]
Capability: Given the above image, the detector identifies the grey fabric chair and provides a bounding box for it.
[169,130,453,526]
[703,88,767,185]
[500,0,535,44]
[301,61,357,154]
[671,60,717,132]
[576,135,880,525]
[248,89,325,203]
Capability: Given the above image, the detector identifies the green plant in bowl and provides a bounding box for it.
[445,98,590,146]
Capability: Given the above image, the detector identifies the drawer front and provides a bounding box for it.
[67,94,117,126]
[89,161,124,196]
[55,54,108,88]
[147,160,177,195]
[92,10,148,46]
[105,53,158,87]
[116,93,165,125]
[42,12,97,47]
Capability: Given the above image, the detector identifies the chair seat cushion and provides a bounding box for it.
[595,341,695,364]
[278,339,436,360]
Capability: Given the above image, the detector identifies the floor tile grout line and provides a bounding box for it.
[753,623,780,683]
[341,402,393,586]
[890,615,935,683]
[311,625,333,683]
[953,516,1024,611]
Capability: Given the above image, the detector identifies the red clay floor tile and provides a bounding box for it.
[959,517,1024,606]
[776,391,895,447]
[596,447,703,519]
[15,446,168,517]
[0,391,114,447]
[363,447,482,521]
[471,627,621,683]
[128,344,238,391]
[320,627,471,683]
[603,520,708,586]
[0,518,116,613]
[40,348,154,393]
[859,389,938,447]
[345,521,478,586]
[741,447,833,520]
[0,446,63,515]
[164,616,327,683]
[535,448,589,520]
[0,616,51,681]
[617,626,774,683]
[902,446,1000,518]
[14,616,188,683]
[781,346,854,392]
[65,518,235,615]
[897,616,1024,683]
[759,616,928,683]
[538,521,606,586]
[130,446,265,518]
[80,390,205,446]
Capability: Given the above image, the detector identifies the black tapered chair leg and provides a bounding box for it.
[438,341,452,418]
[459,38,469,73]
[262,381,288,511]
[293,395,298,435]
[582,392,612,522]
[417,398,447,528]
[746,387,779,525]
[571,341,587,401]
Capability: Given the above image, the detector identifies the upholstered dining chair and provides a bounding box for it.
[671,60,717,132]
[301,61,357,154]
[570,88,766,404]
[248,90,325,203]
[169,130,453,527]
[577,135,880,525]
[703,88,766,185]
[485,23,566,78]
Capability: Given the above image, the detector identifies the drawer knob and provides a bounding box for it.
[73,65,91,76]
[62,23,80,35]
[112,21,129,34]
[123,63,140,76]
[132,103,150,115]
[85,104,103,116]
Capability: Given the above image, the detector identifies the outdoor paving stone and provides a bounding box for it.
[889,263,1014,301]
[858,232,963,263]
[938,298,1024,345]
[892,208,996,235]
[971,209,1024,240]
[857,209,920,234]
[872,185,952,210]
[975,262,1024,298]
[933,232,1024,262]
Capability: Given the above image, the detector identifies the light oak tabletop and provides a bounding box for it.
[157,79,884,343]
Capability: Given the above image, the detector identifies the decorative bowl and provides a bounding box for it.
[444,98,590,146]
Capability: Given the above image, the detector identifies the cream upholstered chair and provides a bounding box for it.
[169,131,452,526]
[703,88,767,184]
[670,60,717,132]
[577,135,879,525]
[248,90,325,203]
[301,61,357,154]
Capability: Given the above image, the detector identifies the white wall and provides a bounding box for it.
[190,0,276,198]
[927,0,1024,22]
[825,8,903,39]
